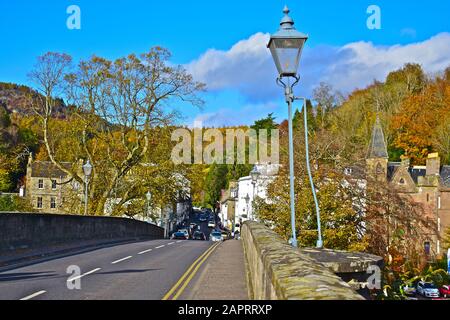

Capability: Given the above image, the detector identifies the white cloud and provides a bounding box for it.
[324,33,450,92]
[187,32,450,101]
[192,101,279,128]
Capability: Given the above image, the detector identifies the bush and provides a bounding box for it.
[0,195,34,212]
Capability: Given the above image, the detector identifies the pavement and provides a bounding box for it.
[179,239,249,300]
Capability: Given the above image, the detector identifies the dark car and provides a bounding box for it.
[199,215,208,222]
[172,231,188,240]
[193,231,206,241]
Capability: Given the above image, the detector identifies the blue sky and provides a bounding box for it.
[1,0,449,126]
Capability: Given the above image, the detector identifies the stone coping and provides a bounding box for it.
[242,221,365,300]
[300,248,384,274]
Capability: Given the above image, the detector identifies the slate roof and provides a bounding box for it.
[367,117,389,159]
[387,163,450,186]
[441,166,450,188]
[30,162,72,178]
[387,163,399,181]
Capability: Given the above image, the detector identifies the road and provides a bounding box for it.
[0,239,216,300]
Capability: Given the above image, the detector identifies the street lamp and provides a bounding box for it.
[146,191,152,221]
[250,166,260,220]
[244,193,250,220]
[268,6,323,248]
[82,160,93,216]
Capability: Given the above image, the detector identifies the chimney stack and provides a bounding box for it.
[426,153,440,176]
[400,155,410,168]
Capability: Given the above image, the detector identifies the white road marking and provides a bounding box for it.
[111,256,133,264]
[67,268,102,282]
[168,242,175,245]
[138,249,153,255]
[20,290,47,300]
[176,241,182,243]
[155,245,165,249]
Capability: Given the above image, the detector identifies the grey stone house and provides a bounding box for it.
[25,154,73,213]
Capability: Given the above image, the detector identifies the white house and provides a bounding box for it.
[235,163,280,227]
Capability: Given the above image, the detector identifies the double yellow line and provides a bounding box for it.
[162,242,221,300]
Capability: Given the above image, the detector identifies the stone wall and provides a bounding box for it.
[0,212,164,253]
[241,221,365,300]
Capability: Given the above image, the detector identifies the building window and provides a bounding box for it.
[376,163,384,174]
[50,197,56,209]
[424,242,431,256]
[426,194,430,202]
[38,179,44,189]
[399,178,405,185]
[37,197,43,209]
[438,196,441,209]
[52,180,57,190]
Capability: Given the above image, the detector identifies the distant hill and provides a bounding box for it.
[0,82,67,118]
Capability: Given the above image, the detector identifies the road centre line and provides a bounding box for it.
[67,268,102,282]
[168,242,175,245]
[155,245,165,249]
[111,256,133,264]
[20,290,47,301]
[138,249,153,255]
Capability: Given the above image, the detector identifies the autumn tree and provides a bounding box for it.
[391,75,450,164]
[364,179,436,269]
[29,49,205,216]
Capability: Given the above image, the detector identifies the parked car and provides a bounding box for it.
[402,285,417,297]
[193,231,206,241]
[417,281,440,298]
[172,231,189,240]
[178,229,189,238]
[209,231,223,242]
[439,285,450,298]
[221,231,230,241]
[208,220,216,228]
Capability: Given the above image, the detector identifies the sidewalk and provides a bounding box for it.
[184,239,249,300]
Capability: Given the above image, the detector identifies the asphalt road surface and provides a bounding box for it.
[0,239,214,300]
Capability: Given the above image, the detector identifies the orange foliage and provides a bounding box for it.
[391,79,450,164]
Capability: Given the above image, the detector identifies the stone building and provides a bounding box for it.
[25,154,75,213]
[366,117,450,258]
[220,181,238,230]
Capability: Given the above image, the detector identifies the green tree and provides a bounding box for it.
[204,163,228,209]
[0,195,34,212]
[250,113,278,136]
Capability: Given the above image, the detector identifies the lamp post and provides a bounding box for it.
[250,166,260,221]
[146,191,152,222]
[82,160,93,216]
[268,6,323,248]
[244,193,250,221]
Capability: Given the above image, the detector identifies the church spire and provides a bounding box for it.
[367,116,388,159]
